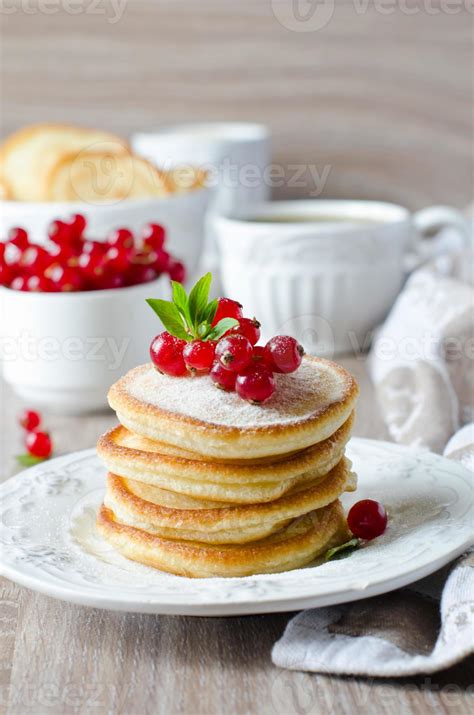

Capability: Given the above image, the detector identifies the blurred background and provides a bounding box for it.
[1,0,471,208]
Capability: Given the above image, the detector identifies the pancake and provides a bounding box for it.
[108,356,358,460]
[96,499,350,578]
[104,457,356,544]
[97,413,354,503]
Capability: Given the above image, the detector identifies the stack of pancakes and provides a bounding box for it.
[97,356,359,578]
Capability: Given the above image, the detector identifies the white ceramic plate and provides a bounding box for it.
[0,439,472,616]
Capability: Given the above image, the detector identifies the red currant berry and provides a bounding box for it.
[212,298,243,326]
[232,317,261,345]
[127,264,158,286]
[252,345,268,363]
[47,264,83,292]
[150,332,187,376]
[141,223,165,251]
[69,213,87,238]
[347,500,388,540]
[4,241,22,267]
[0,263,12,286]
[264,335,305,374]
[153,249,171,274]
[210,361,237,391]
[8,227,29,249]
[107,228,134,250]
[183,340,216,373]
[236,364,276,404]
[216,334,253,372]
[130,249,156,265]
[104,245,131,273]
[48,219,74,245]
[10,275,28,291]
[26,274,53,292]
[19,409,41,431]
[19,245,52,274]
[77,251,105,280]
[25,430,52,459]
[95,271,126,291]
[168,259,186,283]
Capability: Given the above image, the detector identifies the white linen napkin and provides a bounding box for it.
[272,231,474,677]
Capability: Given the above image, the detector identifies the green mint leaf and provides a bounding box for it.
[188,273,212,329]
[202,298,219,326]
[197,322,210,338]
[206,317,239,341]
[171,281,188,313]
[324,538,360,562]
[16,454,47,467]
[146,299,190,341]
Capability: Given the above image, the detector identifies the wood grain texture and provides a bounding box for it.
[1,359,473,715]
[0,0,472,209]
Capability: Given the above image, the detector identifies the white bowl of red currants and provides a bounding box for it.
[0,190,210,280]
[0,215,183,413]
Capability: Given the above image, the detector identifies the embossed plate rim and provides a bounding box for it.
[0,438,472,616]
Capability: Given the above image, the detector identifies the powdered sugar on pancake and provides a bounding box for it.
[125,358,350,428]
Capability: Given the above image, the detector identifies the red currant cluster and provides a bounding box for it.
[0,215,186,292]
[17,409,53,464]
[150,297,305,404]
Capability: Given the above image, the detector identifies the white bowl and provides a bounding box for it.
[0,278,169,414]
[0,188,211,279]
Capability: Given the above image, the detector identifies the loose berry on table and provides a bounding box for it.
[19,409,41,431]
[25,430,53,459]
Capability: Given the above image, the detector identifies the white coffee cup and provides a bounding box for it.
[132,122,271,215]
[132,123,272,288]
[214,200,470,356]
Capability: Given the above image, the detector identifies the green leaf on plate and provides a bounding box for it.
[324,538,360,562]
[16,454,47,467]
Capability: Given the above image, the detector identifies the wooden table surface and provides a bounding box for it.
[1,357,473,715]
[1,1,472,210]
